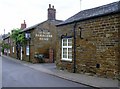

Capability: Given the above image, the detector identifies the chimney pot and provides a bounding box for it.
[24,20,26,24]
[52,5,54,9]
[49,4,51,8]
[48,4,56,20]
[20,20,26,30]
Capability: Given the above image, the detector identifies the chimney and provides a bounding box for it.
[48,4,56,20]
[20,20,26,30]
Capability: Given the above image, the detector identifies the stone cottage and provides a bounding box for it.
[56,1,120,79]
[11,4,62,63]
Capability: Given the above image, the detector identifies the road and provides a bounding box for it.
[2,56,94,88]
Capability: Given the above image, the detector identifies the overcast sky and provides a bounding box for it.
[0,0,119,35]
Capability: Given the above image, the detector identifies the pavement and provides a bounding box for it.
[1,55,120,89]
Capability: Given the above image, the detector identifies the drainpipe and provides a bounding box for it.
[73,22,77,73]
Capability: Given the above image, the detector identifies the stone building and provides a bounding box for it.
[9,4,62,63]
[2,34,11,56]
[56,1,120,79]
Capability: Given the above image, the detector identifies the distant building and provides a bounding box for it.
[56,1,120,79]
[10,4,62,63]
[0,35,2,42]
[0,35,3,54]
[2,34,10,56]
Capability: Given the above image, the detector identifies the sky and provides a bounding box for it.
[0,0,119,35]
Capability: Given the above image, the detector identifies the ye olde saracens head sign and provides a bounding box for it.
[35,28,52,41]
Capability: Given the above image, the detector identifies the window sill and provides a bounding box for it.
[61,59,72,62]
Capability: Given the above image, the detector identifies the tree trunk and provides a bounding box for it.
[16,42,20,60]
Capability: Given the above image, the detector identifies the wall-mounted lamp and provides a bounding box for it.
[25,32,31,40]
[79,27,83,39]
[61,35,64,39]
[61,33,67,39]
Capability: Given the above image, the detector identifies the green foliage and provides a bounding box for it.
[2,43,10,54]
[11,28,21,42]
[2,43,10,49]
[17,33,26,45]
[2,47,4,54]
[11,28,26,45]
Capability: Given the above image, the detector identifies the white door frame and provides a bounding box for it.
[21,47,23,60]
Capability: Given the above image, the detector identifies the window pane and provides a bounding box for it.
[63,39,67,46]
[68,39,72,42]
[63,48,67,54]
[68,48,72,52]
[68,55,72,59]
[63,39,67,42]
[68,48,72,59]
[63,55,67,58]
[63,42,67,46]
[63,48,67,58]
[68,39,72,46]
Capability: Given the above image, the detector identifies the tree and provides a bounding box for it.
[11,28,26,59]
[1,43,10,54]
[11,28,26,44]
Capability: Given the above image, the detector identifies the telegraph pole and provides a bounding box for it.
[4,29,5,38]
[80,0,82,11]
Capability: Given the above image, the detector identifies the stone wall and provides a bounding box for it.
[56,13,119,79]
[10,41,17,59]
[23,20,58,63]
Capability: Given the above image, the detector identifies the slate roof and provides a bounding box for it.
[22,20,63,32]
[2,34,10,40]
[0,35,3,40]
[57,1,120,26]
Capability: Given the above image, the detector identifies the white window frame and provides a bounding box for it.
[62,38,72,61]
[13,47,14,53]
[26,46,29,56]
[8,49,10,54]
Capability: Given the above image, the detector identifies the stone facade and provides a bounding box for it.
[9,20,62,63]
[23,20,62,63]
[56,2,120,79]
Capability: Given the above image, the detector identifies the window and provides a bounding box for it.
[13,47,14,53]
[8,49,10,54]
[62,38,72,61]
[26,46,29,55]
